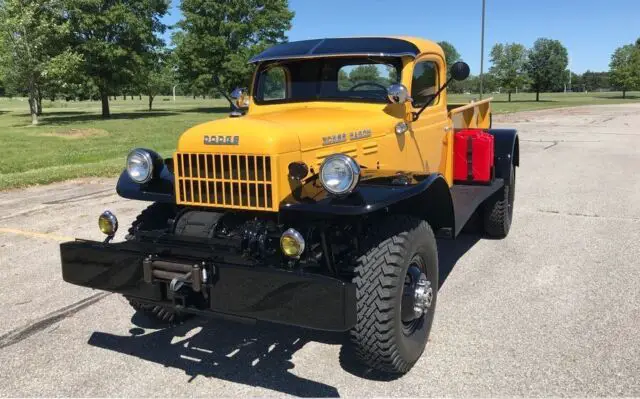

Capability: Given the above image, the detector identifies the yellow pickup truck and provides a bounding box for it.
[60,36,519,375]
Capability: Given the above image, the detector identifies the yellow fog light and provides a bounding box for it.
[98,210,118,238]
[280,228,305,258]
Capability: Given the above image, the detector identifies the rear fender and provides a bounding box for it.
[487,128,519,181]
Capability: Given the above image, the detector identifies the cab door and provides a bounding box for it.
[407,55,451,180]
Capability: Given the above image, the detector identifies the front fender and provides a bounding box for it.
[279,171,454,231]
[116,160,175,203]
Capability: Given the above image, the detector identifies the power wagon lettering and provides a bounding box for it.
[322,129,372,146]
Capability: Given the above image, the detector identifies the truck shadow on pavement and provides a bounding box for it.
[87,233,480,396]
[89,316,344,397]
[437,233,481,287]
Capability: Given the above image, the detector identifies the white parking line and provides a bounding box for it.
[0,227,73,242]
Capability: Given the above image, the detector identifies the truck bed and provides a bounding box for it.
[448,98,493,130]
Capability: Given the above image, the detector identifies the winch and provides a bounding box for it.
[142,256,210,293]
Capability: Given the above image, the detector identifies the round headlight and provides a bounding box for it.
[319,154,361,195]
[126,149,154,183]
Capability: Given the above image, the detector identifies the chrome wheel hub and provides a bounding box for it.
[412,273,433,317]
[401,259,433,334]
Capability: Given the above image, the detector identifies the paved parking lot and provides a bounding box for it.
[1,104,639,397]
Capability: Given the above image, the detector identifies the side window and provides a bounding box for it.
[261,67,287,100]
[411,61,439,108]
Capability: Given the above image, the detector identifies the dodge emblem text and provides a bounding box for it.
[204,135,239,145]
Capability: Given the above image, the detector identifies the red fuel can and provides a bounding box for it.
[454,129,495,183]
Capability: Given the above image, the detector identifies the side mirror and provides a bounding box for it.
[387,84,412,105]
[450,61,470,81]
[230,87,249,108]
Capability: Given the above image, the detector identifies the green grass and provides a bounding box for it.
[449,91,640,113]
[1,91,639,190]
[0,96,228,190]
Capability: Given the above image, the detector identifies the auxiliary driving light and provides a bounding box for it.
[280,228,305,258]
[98,210,118,239]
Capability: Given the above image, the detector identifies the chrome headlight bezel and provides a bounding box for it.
[280,228,306,258]
[126,149,154,184]
[319,154,361,196]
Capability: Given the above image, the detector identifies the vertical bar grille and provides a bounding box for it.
[174,153,275,211]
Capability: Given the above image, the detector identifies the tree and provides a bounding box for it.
[349,65,380,84]
[174,0,294,96]
[66,0,169,117]
[438,41,464,92]
[609,44,640,99]
[0,38,5,96]
[489,43,528,101]
[0,0,82,124]
[525,38,569,101]
[581,70,610,92]
[344,64,397,88]
[338,69,350,90]
[138,48,175,111]
[570,72,583,92]
[437,41,460,71]
[39,48,84,103]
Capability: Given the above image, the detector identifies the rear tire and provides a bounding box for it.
[125,203,189,325]
[483,164,516,238]
[348,215,438,374]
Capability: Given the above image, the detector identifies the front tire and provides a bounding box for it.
[349,215,438,374]
[128,298,186,324]
[125,203,189,325]
[125,202,177,240]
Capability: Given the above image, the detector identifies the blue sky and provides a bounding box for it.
[161,0,640,74]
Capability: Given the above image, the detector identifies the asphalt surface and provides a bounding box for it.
[1,104,639,397]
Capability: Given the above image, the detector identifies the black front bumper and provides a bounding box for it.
[60,239,356,331]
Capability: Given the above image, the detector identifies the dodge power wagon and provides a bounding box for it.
[60,37,519,374]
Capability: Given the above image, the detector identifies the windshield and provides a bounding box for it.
[253,57,402,104]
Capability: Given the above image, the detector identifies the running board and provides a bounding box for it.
[436,179,504,239]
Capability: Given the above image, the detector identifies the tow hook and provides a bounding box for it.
[169,273,190,292]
